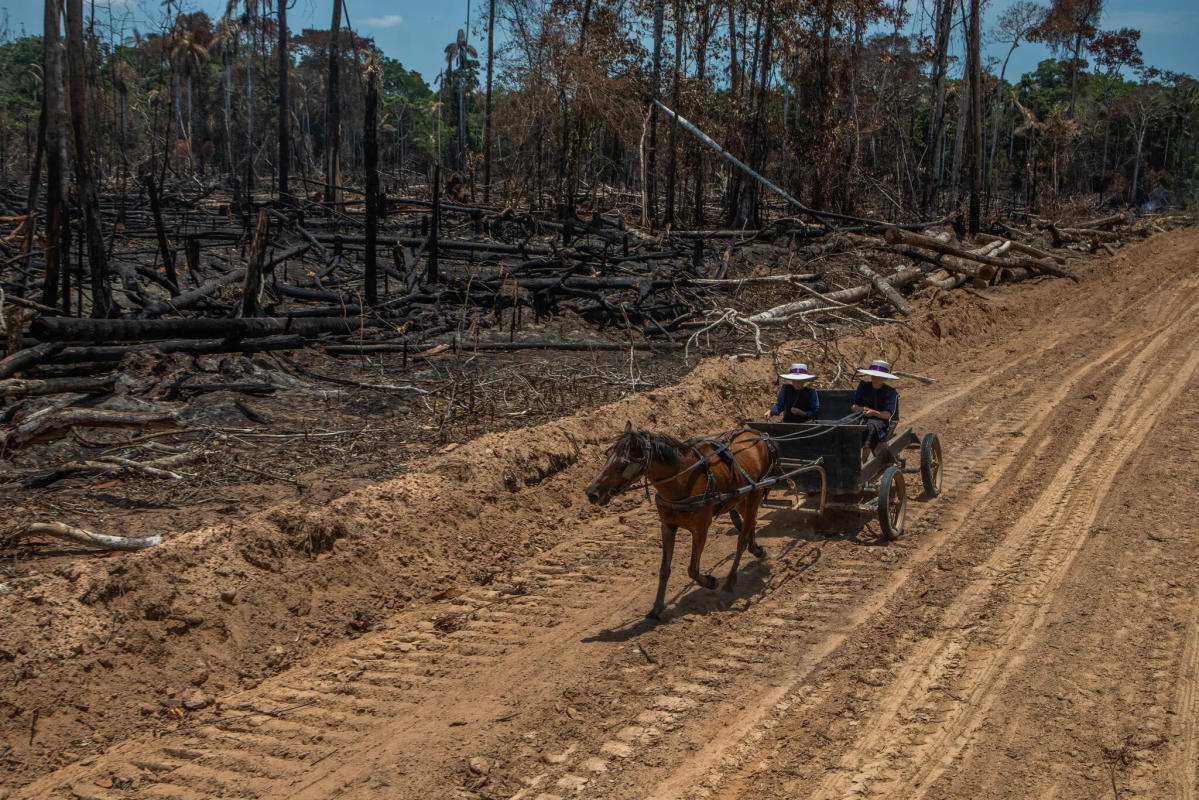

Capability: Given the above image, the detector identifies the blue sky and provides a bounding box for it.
[2,0,1196,87]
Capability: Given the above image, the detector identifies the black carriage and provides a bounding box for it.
[748,390,943,540]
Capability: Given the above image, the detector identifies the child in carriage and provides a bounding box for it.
[852,359,900,462]
[766,363,820,422]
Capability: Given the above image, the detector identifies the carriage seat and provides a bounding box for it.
[814,389,899,437]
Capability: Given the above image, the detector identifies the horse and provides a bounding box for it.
[584,421,778,619]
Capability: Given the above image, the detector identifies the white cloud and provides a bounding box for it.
[362,14,404,28]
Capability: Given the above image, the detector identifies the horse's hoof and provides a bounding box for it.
[702,576,718,591]
[646,608,663,621]
[750,545,766,559]
[722,578,736,593]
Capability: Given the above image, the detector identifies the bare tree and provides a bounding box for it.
[276,0,290,200]
[66,0,114,316]
[324,0,343,203]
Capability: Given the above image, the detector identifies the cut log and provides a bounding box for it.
[973,232,1067,264]
[921,269,966,290]
[1053,226,1120,242]
[2,407,180,452]
[882,229,1075,280]
[856,264,910,315]
[746,268,923,325]
[24,521,161,550]
[1075,212,1127,230]
[31,316,390,343]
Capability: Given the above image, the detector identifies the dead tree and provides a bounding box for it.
[323,0,343,203]
[41,0,70,311]
[276,0,290,201]
[364,58,381,306]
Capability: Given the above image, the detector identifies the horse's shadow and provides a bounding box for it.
[583,506,890,643]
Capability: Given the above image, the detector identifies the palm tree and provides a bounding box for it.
[443,28,476,169]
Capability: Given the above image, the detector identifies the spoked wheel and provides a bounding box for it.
[878,466,907,541]
[920,432,943,497]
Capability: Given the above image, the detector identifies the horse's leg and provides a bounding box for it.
[723,499,755,591]
[727,508,744,532]
[687,520,719,591]
[648,522,677,620]
[746,490,767,559]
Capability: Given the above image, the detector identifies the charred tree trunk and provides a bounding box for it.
[967,0,983,233]
[692,3,711,227]
[364,61,380,307]
[276,0,290,201]
[646,0,664,226]
[323,0,343,204]
[66,0,113,317]
[483,0,496,204]
[41,0,70,311]
[664,0,683,228]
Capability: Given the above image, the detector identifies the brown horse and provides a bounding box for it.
[585,422,777,619]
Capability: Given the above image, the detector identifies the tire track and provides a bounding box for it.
[808,296,1199,799]
[682,280,1199,800]
[638,311,1167,800]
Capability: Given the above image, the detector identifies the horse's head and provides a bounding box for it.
[585,422,651,505]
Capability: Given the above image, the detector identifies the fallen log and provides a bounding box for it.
[46,334,307,364]
[1075,212,1127,229]
[921,269,967,290]
[746,268,923,325]
[855,237,994,280]
[32,315,390,343]
[137,267,246,318]
[21,450,202,488]
[973,232,1067,264]
[0,374,117,398]
[1053,226,1121,242]
[0,342,66,379]
[856,263,910,315]
[23,521,161,550]
[883,228,1076,281]
[323,339,672,355]
[2,407,181,452]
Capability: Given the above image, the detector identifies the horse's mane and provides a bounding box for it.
[612,430,686,466]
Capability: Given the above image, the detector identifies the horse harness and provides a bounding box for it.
[651,429,780,514]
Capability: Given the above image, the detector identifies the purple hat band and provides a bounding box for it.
[788,367,810,375]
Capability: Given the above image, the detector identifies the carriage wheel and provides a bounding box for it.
[878,466,907,541]
[920,433,943,497]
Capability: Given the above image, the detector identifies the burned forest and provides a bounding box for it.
[0,0,1194,540]
[0,0,1198,797]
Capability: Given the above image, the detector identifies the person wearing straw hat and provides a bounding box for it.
[853,359,900,462]
[766,363,820,423]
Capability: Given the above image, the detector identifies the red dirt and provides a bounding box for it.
[2,227,1197,800]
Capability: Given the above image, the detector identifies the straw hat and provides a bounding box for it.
[778,363,817,381]
[857,359,900,381]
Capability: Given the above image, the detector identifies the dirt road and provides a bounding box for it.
[10,228,1199,800]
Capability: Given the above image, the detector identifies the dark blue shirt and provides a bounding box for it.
[771,384,819,422]
[853,381,898,418]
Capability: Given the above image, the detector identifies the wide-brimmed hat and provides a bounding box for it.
[778,363,817,381]
[857,359,900,381]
